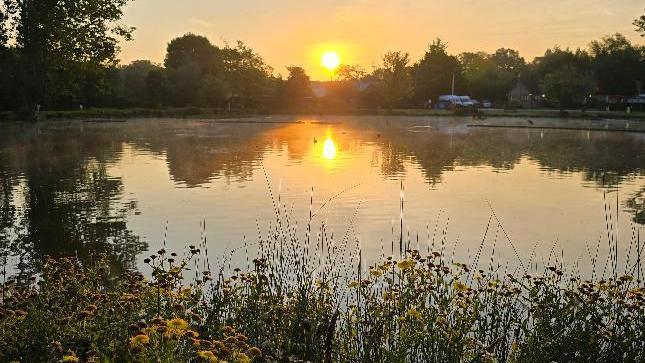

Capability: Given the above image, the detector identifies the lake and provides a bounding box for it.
[0,116,643,277]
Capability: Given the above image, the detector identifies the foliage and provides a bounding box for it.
[541,65,596,110]
[635,9,645,36]
[588,34,645,95]
[2,0,134,109]
[1,237,644,362]
[0,251,262,362]
[411,39,462,105]
[460,51,516,103]
[374,51,413,108]
[281,66,312,111]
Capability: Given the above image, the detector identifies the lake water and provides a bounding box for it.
[0,116,644,277]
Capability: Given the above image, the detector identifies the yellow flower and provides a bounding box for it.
[348,281,360,289]
[369,268,384,277]
[197,350,218,362]
[167,317,189,331]
[397,259,415,271]
[454,281,468,292]
[61,353,79,362]
[234,352,251,363]
[130,334,150,347]
[407,307,421,319]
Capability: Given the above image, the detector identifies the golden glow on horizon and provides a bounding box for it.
[321,51,341,72]
[322,137,337,160]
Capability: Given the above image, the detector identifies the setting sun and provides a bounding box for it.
[321,51,341,72]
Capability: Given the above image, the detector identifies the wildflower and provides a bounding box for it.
[246,347,262,357]
[197,350,218,362]
[407,307,421,319]
[348,281,360,289]
[130,334,150,347]
[454,281,468,292]
[397,259,415,271]
[61,352,79,362]
[167,317,188,331]
[369,268,384,277]
[234,352,251,363]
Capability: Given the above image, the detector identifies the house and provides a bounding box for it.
[507,80,533,108]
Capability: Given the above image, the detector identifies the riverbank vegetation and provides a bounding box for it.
[1,3,644,116]
[1,241,644,362]
[1,194,644,362]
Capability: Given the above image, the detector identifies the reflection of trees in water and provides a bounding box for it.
[0,125,147,275]
[626,187,645,225]
[369,120,644,222]
[0,118,643,275]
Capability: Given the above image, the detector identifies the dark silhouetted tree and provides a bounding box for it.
[282,66,311,110]
[2,0,134,111]
[412,39,462,105]
[635,9,645,36]
[375,50,413,109]
[541,65,596,110]
[589,33,645,95]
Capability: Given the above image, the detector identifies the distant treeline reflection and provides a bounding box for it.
[0,119,643,275]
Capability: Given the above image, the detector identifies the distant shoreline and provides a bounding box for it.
[1,107,643,124]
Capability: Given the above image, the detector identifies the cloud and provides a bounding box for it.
[188,18,213,28]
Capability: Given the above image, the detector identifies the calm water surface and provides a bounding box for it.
[0,116,643,276]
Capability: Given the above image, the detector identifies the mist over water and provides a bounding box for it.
[0,116,643,276]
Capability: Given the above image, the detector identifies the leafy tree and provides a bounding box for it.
[490,48,526,73]
[460,51,516,103]
[374,50,413,108]
[524,47,592,94]
[2,0,134,110]
[337,64,367,81]
[145,69,172,106]
[635,9,645,36]
[164,33,221,74]
[120,60,162,106]
[589,33,644,95]
[412,39,462,105]
[198,74,230,107]
[541,65,596,110]
[221,41,273,108]
[281,66,311,110]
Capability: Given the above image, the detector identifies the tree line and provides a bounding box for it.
[1,2,644,114]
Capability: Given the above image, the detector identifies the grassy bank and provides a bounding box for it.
[1,107,643,123]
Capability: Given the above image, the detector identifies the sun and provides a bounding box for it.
[321,51,341,72]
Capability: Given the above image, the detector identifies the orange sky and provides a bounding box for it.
[119,0,644,80]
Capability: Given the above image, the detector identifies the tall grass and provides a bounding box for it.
[0,183,643,362]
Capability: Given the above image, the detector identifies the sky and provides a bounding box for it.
[119,0,644,80]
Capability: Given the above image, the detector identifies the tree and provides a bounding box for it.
[281,66,311,110]
[164,34,221,74]
[490,48,525,73]
[524,47,592,94]
[541,65,596,110]
[460,51,516,103]
[412,39,462,105]
[145,69,172,106]
[337,64,367,81]
[374,51,413,108]
[120,60,162,106]
[2,0,134,111]
[635,9,645,36]
[221,41,273,107]
[589,33,644,95]
[197,74,230,107]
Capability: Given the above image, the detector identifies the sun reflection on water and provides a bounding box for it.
[322,137,337,160]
